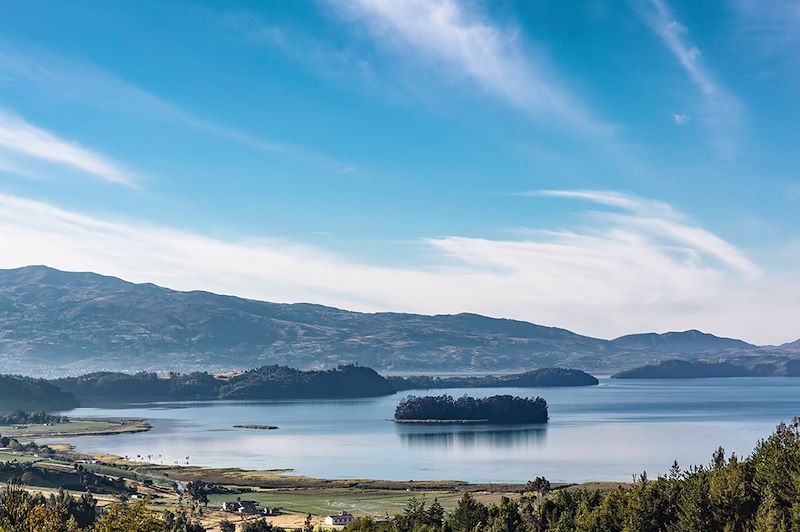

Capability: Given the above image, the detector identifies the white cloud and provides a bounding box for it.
[328,0,611,136]
[534,189,759,277]
[636,0,742,157]
[0,110,136,186]
[0,190,795,344]
[642,0,715,96]
[672,113,689,125]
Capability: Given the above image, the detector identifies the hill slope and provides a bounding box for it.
[0,266,780,376]
[610,330,754,352]
[0,375,78,413]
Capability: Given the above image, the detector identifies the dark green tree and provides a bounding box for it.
[447,492,488,532]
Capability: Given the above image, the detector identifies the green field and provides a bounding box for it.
[0,419,149,439]
[207,488,514,517]
[0,451,42,464]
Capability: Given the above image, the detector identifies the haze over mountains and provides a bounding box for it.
[0,266,797,377]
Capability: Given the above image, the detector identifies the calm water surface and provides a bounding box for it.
[54,377,800,483]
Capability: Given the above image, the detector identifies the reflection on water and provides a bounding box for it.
[396,424,547,450]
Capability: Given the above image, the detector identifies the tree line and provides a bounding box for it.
[0,375,78,414]
[50,364,394,403]
[0,411,69,425]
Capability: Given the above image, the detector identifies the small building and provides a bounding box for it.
[324,511,355,526]
[222,500,260,514]
[221,501,239,513]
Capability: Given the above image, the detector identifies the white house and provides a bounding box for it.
[324,511,355,526]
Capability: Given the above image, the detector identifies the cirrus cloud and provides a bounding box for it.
[0,110,137,186]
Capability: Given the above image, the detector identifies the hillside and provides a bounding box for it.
[610,330,754,352]
[612,360,752,379]
[0,266,785,376]
[613,359,800,379]
[51,364,395,402]
[0,375,78,413]
[389,368,599,391]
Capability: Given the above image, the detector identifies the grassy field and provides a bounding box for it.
[137,464,525,494]
[0,451,42,464]
[206,487,518,517]
[0,418,150,439]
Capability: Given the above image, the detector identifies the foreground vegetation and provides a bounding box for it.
[394,395,549,423]
[0,480,208,532]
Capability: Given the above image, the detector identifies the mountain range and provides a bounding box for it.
[0,266,797,376]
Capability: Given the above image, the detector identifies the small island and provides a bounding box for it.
[394,394,548,424]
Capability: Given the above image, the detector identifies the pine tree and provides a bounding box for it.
[754,488,787,532]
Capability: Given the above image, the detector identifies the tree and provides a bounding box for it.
[447,492,488,532]
[185,481,209,507]
[524,477,551,496]
[163,508,205,532]
[240,519,284,532]
[93,500,167,532]
[754,488,787,532]
[426,499,445,527]
[486,497,521,532]
[303,513,314,532]
[342,517,380,531]
[219,520,235,532]
[0,478,32,531]
[24,505,80,532]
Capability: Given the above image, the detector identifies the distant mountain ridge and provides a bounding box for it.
[0,266,795,376]
[613,359,800,379]
[609,330,755,352]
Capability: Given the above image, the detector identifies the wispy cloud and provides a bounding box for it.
[735,0,800,43]
[535,189,678,218]
[0,190,791,344]
[0,45,356,174]
[0,110,136,186]
[327,0,612,136]
[532,189,759,278]
[635,0,742,157]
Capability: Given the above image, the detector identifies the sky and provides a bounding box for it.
[0,0,799,344]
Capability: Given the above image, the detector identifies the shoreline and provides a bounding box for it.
[1,417,151,440]
[1,421,628,527]
[393,418,490,424]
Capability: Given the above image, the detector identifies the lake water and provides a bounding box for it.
[54,377,800,483]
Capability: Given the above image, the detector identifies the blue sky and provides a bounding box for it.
[0,0,799,343]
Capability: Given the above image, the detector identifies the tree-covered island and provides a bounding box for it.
[394,394,549,424]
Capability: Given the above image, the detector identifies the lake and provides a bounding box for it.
[53,377,800,483]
